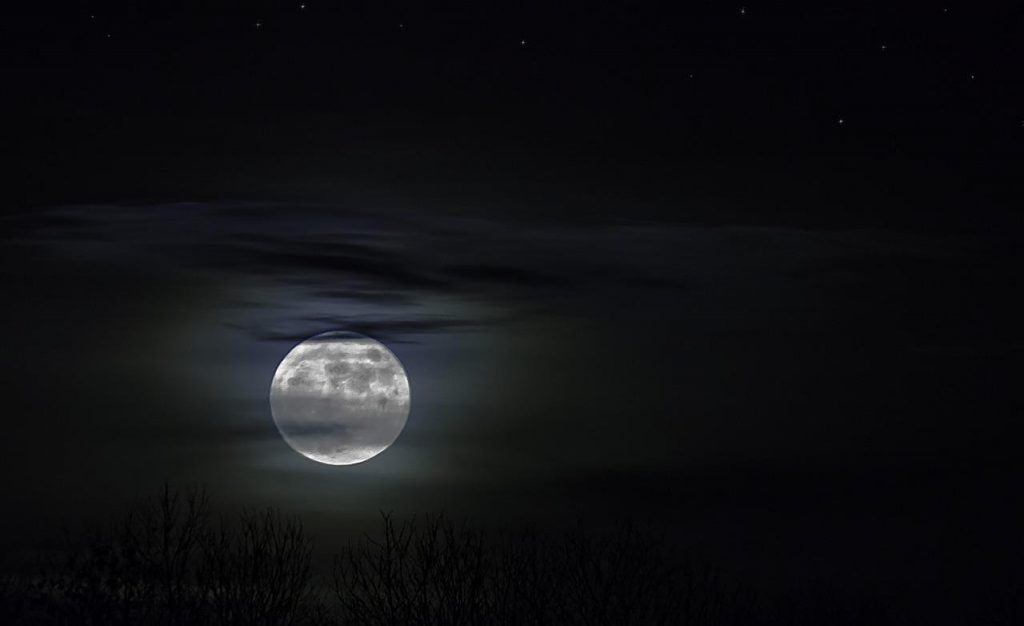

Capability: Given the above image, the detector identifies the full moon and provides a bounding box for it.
[269,331,411,465]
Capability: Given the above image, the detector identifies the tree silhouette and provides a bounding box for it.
[17,486,317,626]
[198,508,314,626]
[332,513,754,626]
[1,487,944,625]
[333,513,491,626]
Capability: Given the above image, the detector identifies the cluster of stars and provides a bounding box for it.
[79,3,1017,132]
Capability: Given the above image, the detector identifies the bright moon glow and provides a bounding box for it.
[269,331,411,465]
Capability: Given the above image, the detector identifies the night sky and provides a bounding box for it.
[2,1,1023,622]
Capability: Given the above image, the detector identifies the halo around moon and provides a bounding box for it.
[269,331,411,465]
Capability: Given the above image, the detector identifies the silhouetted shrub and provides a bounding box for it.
[15,486,318,626]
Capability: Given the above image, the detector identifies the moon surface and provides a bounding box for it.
[270,331,411,465]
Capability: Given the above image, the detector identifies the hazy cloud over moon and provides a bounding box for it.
[270,331,410,465]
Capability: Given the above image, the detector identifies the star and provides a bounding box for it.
[969,73,976,80]
[300,3,306,8]
[880,44,888,51]
[256,21,262,29]
[837,117,845,125]
[739,6,747,16]
[520,39,527,46]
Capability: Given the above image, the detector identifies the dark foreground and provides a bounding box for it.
[1,487,1018,625]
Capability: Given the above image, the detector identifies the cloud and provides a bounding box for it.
[442,264,569,288]
[231,316,486,344]
[5,202,979,348]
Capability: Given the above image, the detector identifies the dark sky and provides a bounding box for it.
[2,1,1023,622]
